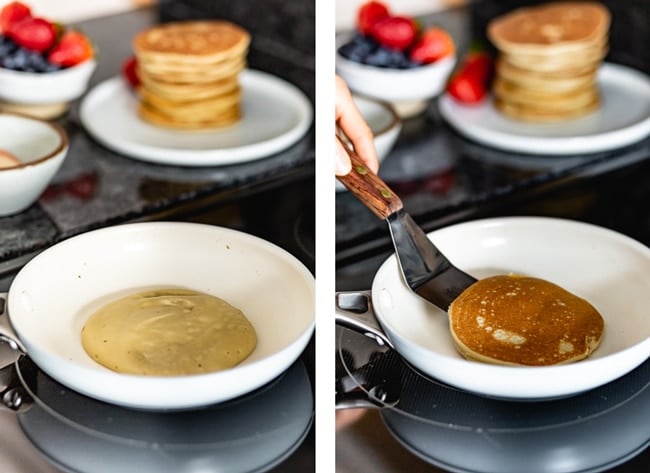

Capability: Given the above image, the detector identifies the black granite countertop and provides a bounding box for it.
[0,4,315,271]
[336,2,650,266]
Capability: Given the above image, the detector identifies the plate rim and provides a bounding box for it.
[79,69,313,167]
[438,62,650,156]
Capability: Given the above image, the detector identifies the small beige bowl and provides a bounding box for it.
[0,113,68,216]
[0,59,96,118]
[336,34,456,117]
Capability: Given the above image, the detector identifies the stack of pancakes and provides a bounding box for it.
[487,2,610,122]
[133,20,250,130]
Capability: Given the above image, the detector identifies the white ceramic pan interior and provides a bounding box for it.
[4,222,315,410]
[372,217,650,400]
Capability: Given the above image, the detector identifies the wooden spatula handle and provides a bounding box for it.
[336,136,403,220]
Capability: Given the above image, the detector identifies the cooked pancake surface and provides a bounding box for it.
[448,275,604,366]
[134,20,250,60]
[487,2,610,50]
[494,96,600,123]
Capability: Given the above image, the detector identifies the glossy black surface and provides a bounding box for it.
[336,326,650,473]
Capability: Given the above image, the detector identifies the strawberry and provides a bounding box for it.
[48,30,94,67]
[357,1,390,36]
[460,52,493,85]
[446,51,493,105]
[0,1,30,34]
[7,16,56,52]
[122,55,140,88]
[370,16,417,51]
[409,27,455,64]
[446,73,486,104]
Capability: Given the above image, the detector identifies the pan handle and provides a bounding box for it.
[0,362,33,414]
[0,292,27,355]
[335,292,403,410]
[335,291,394,349]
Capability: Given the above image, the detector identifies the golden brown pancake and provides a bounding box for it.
[493,76,598,106]
[448,275,604,366]
[495,94,600,122]
[500,43,606,72]
[138,74,240,102]
[138,101,241,130]
[496,57,598,91]
[137,57,246,83]
[139,86,241,114]
[133,21,250,63]
[487,2,610,54]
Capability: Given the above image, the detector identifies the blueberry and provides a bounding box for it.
[401,59,420,69]
[25,51,49,72]
[338,33,378,63]
[12,47,30,70]
[363,46,408,68]
[2,55,17,70]
[0,35,17,60]
[44,62,62,73]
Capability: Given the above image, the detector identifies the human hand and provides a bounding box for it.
[335,75,379,176]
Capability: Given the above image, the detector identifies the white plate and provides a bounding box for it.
[3,222,315,410]
[371,217,650,400]
[79,69,313,166]
[438,63,650,155]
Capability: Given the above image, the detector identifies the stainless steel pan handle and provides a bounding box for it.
[0,362,33,413]
[335,291,401,410]
[335,291,394,349]
[0,293,33,413]
[0,292,26,354]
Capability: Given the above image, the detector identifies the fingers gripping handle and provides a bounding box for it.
[335,135,403,220]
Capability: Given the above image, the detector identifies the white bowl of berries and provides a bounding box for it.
[336,1,456,117]
[0,1,95,118]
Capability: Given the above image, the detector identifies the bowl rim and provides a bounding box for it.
[0,112,68,170]
[352,93,401,138]
[0,58,96,78]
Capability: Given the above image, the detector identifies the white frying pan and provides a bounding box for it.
[0,222,314,410]
[337,217,650,400]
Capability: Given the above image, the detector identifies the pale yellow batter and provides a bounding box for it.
[81,288,257,376]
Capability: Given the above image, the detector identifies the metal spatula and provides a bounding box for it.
[337,140,477,310]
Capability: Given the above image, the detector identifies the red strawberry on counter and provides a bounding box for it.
[357,0,390,35]
[370,16,417,51]
[48,30,94,67]
[0,1,31,33]
[7,16,56,52]
[122,55,140,88]
[446,51,493,104]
